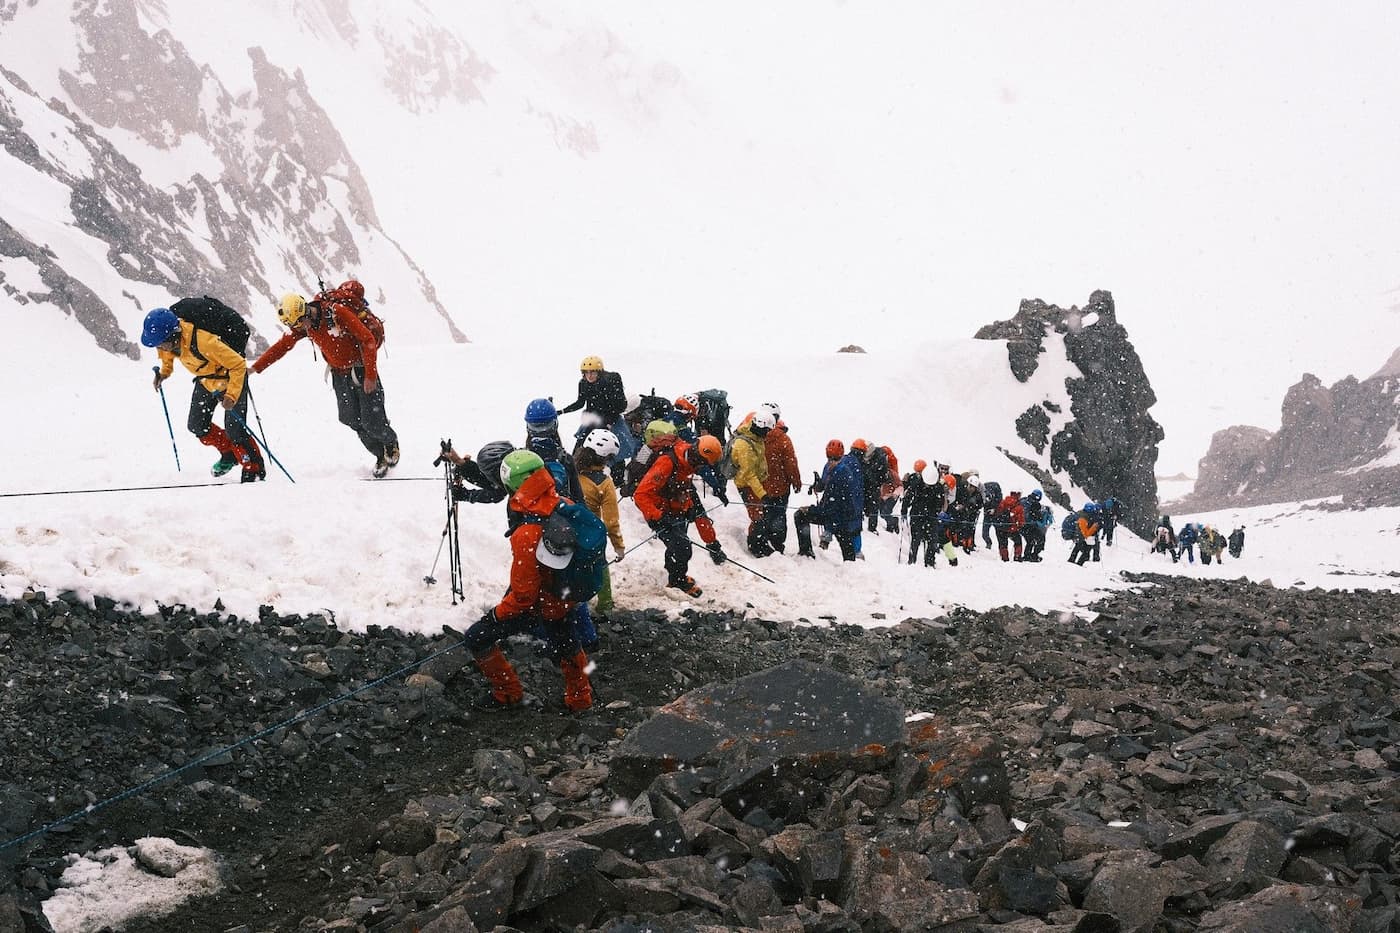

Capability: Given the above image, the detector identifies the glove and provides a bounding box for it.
[715,487,730,506]
[707,541,727,565]
[475,608,498,629]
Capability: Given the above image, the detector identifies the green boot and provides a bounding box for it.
[593,566,614,613]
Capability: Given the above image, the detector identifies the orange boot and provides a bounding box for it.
[560,651,593,712]
[474,647,523,706]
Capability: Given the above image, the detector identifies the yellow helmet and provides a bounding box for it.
[277,292,307,326]
[580,355,604,373]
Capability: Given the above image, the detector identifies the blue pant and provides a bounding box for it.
[610,416,638,460]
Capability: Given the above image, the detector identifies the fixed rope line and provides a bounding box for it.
[0,636,472,854]
[0,477,443,498]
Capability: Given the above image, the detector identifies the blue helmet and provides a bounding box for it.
[937,511,951,523]
[1085,502,1102,514]
[140,308,180,347]
[525,398,557,424]
[1028,489,1043,500]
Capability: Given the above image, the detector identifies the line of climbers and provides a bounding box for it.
[1151,517,1245,565]
[137,301,1247,714]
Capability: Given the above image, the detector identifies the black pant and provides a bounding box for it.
[795,508,858,561]
[1023,526,1045,560]
[332,367,397,457]
[466,609,577,662]
[764,494,791,552]
[656,518,693,583]
[1070,538,1100,564]
[189,381,252,448]
[1104,518,1117,546]
[907,518,936,566]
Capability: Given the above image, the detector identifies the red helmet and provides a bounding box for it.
[674,394,699,419]
[913,459,927,473]
[850,438,868,452]
[825,439,845,459]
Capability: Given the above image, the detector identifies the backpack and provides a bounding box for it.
[718,432,757,481]
[982,481,1003,510]
[538,502,609,602]
[631,390,673,428]
[170,296,251,355]
[696,389,731,443]
[1060,511,1080,541]
[314,279,385,345]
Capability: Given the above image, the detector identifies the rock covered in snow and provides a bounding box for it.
[976,290,1165,536]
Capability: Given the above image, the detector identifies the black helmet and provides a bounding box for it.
[476,441,516,486]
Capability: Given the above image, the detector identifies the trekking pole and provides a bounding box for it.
[428,441,465,603]
[687,536,776,583]
[153,367,181,472]
[224,406,295,483]
[246,383,272,451]
[616,531,660,562]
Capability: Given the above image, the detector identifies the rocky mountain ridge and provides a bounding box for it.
[0,0,464,357]
[1174,354,1400,512]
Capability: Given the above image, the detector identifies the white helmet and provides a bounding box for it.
[579,411,604,429]
[751,409,777,431]
[758,401,781,421]
[920,465,939,485]
[583,429,620,459]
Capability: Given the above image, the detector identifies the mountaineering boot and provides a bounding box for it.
[667,575,703,598]
[560,651,594,712]
[473,647,523,708]
[383,442,401,468]
[797,546,815,558]
[372,452,390,479]
[237,442,266,483]
[707,542,727,566]
[211,452,238,477]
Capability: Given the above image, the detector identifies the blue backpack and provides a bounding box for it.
[540,502,610,602]
[1060,511,1080,541]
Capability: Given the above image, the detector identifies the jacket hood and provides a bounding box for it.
[510,467,561,519]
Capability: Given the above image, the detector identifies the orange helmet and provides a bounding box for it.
[674,394,699,419]
[913,459,927,473]
[850,438,868,452]
[825,439,844,459]
[695,434,723,466]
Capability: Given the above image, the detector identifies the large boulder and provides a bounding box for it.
[609,660,905,811]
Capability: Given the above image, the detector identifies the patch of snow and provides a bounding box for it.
[42,837,222,933]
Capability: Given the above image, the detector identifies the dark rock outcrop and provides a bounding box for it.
[1177,360,1400,510]
[977,290,1164,536]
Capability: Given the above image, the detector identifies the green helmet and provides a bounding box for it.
[499,449,545,492]
[644,419,677,445]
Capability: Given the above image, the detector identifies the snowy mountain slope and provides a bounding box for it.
[4,322,1393,638]
[0,0,464,356]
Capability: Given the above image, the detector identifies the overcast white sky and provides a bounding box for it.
[389,1,1400,475]
[11,1,1395,476]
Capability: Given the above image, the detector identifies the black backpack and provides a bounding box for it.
[627,390,673,436]
[170,296,251,355]
[981,481,1003,510]
[696,389,731,442]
